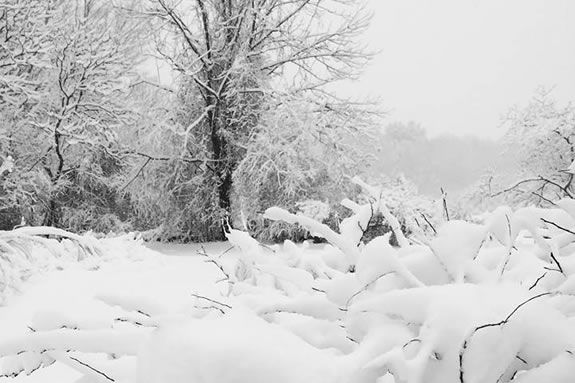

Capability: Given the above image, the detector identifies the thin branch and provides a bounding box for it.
[198,247,231,282]
[357,202,374,245]
[68,356,115,382]
[191,293,232,309]
[528,272,547,290]
[420,212,437,235]
[120,157,151,191]
[531,191,557,206]
[441,187,450,221]
[549,252,565,275]
[492,176,574,199]
[540,218,575,236]
[459,292,551,383]
[345,271,393,308]
[130,79,175,93]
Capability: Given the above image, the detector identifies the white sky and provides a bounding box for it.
[354,0,575,138]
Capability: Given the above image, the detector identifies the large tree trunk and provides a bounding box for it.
[211,135,232,214]
[218,165,233,213]
[208,101,234,239]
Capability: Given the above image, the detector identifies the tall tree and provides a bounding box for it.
[0,0,54,107]
[0,0,144,229]
[139,0,372,239]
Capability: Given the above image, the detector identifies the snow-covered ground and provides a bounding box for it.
[3,192,575,383]
[0,242,226,383]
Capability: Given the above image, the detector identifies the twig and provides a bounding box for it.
[213,245,235,259]
[345,271,393,308]
[23,327,116,382]
[530,191,557,206]
[403,338,421,349]
[420,212,437,235]
[120,157,151,191]
[137,310,151,318]
[198,251,231,282]
[498,214,514,277]
[357,202,374,245]
[549,252,565,275]
[459,292,550,383]
[528,272,547,290]
[441,187,450,221]
[191,293,232,309]
[493,176,574,199]
[540,218,575,236]
[68,356,115,382]
[257,242,277,254]
[194,305,225,314]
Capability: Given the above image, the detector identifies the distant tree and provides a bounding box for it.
[370,122,500,198]
[490,90,575,206]
[372,122,429,186]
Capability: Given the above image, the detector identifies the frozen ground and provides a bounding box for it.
[0,242,227,383]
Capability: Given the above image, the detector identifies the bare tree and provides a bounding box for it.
[0,0,54,107]
[490,90,575,206]
[134,0,372,239]
[0,0,145,229]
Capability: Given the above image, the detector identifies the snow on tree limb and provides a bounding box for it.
[264,206,360,265]
[351,176,410,247]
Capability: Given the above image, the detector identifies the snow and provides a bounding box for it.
[3,191,575,383]
[136,309,345,383]
[430,220,488,283]
[264,207,360,266]
[0,156,14,176]
[511,352,575,382]
[0,238,223,383]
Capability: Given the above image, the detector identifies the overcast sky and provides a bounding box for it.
[354,0,575,138]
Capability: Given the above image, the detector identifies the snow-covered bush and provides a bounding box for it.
[355,175,440,244]
[0,227,147,305]
[3,179,575,382]
[250,184,575,383]
[296,200,331,222]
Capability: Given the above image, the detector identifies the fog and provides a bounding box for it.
[357,0,575,138]
[369,122,506,197]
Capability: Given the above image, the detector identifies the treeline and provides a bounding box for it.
[3,2,571,241]
[0,0,378,241]
[370,122,502,198]
[374,88,575,216]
